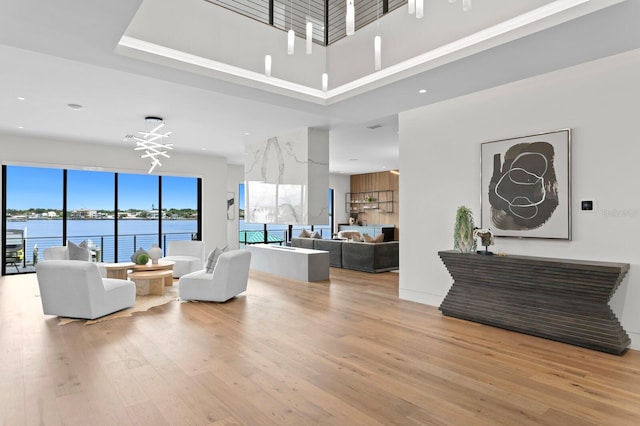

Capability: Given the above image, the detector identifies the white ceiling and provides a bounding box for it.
[1,0,639,175]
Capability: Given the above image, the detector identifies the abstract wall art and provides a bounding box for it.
[480,129,571,239]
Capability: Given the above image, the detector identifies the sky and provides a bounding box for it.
[6,165,198,211]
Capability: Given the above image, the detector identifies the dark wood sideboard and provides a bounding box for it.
[438,250,630,354]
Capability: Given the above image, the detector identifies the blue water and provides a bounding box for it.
[7,219,331,264]
[7,219,197,263]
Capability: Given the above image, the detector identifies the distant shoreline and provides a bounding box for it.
[7,217,194,221]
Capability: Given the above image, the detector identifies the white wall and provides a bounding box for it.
[226,164,243,250]
[330,173,350,233]
[0,134,228,256]
[399,48,640,349]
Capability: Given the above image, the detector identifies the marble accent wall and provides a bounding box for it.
[245,128,329,225]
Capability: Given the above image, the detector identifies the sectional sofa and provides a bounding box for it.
[291,237,399,273]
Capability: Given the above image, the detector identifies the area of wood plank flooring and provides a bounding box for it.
[2,267,640,425]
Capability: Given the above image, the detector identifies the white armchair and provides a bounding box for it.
[35,260,135,319]
[179,250,251,302]
[161,240,206,278]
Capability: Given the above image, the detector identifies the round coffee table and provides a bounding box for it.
[128,270,174,296]
[131,260,175,274]
[102,262,136,280]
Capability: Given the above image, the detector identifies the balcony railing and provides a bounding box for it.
[4,232,195,275]
[238,225,331,246]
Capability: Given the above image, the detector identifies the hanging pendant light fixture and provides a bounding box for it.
[416,0,424,19]
[306,22,313,54]
[322,73,328,92]
[287,0,295,54]
[306,0,312,54]
[374,0,381,71]
[126,117,173,174]
[374,36,381,71]
[288,29,295,55]
[346,0,355,36]
[408,0,415,15]
[264,54,272,77]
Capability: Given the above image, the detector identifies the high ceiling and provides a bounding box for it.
[1,0,638,175]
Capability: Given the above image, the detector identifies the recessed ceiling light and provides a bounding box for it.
[17,97,25,101]
[243,132,250,135]
[67,103,83,110]
[202,147,207,151]
[418,89,427,94]
[17,126,24,129]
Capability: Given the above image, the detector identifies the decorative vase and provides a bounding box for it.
[148,244,162,264]
[453,206,477,253]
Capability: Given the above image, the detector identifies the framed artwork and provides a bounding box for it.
[227,192,235,220]
[480,129,571,240]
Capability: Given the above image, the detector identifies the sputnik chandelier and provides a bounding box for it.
[266,0,473,92]
[126,116,173,173]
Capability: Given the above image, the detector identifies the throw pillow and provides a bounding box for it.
[363,233,374,243]
[373,233,385,243]
[68,240,90,261]
[298,229,311,238]
[205,245,229,273]
[131,247,147,264]
[310,231,322,239]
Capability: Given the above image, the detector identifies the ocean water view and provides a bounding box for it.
[6,219,197,266]
[5,219,332,272]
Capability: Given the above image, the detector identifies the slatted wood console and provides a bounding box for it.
[438,250,630,354]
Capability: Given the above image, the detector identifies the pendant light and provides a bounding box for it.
[306,22,313,54]
[322,73,328,92]
[346,0,355,36]
[288,1,295,55]
[374,0,381,71]
[374,36,381,71]
[265,54,272,77]
[306,0,313,54]
[408,0,415,15]
[288,29,295,55]
[416,0,424,19]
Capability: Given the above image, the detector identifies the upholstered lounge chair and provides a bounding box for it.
[179,250,251,302]
[35,260,135,319]
[161,240,206,278]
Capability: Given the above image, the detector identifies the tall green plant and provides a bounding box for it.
[453,206,477,253]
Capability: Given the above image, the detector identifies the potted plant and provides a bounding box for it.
[453,206,477,253]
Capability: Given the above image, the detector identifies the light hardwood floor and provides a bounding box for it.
[2,268,640,425]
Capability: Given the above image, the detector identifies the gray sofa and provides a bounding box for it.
[291,237,398,273]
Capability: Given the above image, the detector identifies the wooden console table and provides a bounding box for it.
[438,250,630,354]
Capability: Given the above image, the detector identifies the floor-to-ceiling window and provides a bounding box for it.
[67,169,115,262]
[2,165,201,275]
[161,175,200,254]
[116,173,160,262]
[238,183,334,245]
[3,166,63,274]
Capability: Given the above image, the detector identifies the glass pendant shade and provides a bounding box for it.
[287,29,295,55]
[374,36,381,71]
[408,0,415,14]
[264,54,272,77]
[416,0,424,19]
[346,0,355,36]
[306,22,313,54]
